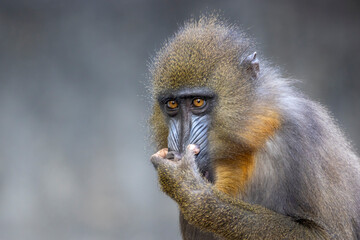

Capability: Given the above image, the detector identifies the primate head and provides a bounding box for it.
[149,16,280,183]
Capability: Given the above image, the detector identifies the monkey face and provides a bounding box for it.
[150,18,265,184]
[158,87,216,181]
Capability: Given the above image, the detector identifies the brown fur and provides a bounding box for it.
[150,16,278,193]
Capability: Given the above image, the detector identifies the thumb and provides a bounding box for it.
[150,148,168,170]
[183,144,200,166]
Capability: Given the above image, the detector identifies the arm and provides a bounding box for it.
[151,145,331,240]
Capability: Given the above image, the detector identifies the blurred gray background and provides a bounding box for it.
[0,0,359,239]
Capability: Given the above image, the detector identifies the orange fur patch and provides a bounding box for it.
[215,109,281,196]
[215,152,255,196]
[242,109,281,149]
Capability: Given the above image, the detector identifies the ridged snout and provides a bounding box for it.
[167,114,210,171]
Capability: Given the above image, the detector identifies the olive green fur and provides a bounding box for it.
[149,15,279,156]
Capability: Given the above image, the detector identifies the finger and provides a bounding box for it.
[150,155,162,169]
[180,145,204,180]
[150,148,168,169]
[156,148,168,158]
[182,144,200,166]
[187,144,200,155]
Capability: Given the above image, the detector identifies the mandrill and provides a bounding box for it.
[149,16,360,239]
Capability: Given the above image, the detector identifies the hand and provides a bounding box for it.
[151,145,208,203]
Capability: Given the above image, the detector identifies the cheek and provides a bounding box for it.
[208,125,243,160]
[208,129,226,158]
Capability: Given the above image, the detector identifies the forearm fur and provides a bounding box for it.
[180,186,330,240]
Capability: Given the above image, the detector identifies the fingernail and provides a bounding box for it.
[158,148,168,158]
[188,144,200,154]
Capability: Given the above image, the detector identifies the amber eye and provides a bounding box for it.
[166,100,178,109]
[193,98,205,107]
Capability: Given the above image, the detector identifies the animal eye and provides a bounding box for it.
[166,100,178,109]
[193,98,205,107]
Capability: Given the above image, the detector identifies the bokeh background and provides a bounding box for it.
[0,0,359,239]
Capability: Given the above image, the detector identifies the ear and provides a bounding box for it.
[241,52,260,79]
